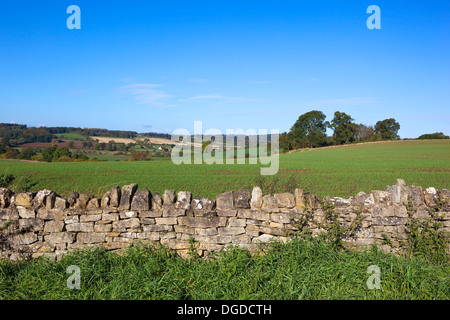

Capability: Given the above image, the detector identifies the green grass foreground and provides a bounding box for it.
[1,140,449,199]
[1,238,449,300]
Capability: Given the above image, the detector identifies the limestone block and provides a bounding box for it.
[86,198,101,209]
[160,239,192,250]
[64,215,79,224]
[163,190,176,207]
[191,197,215,217]
[101,190,111,208]
[438,189,450,204]
[353,192,375,207]
[155,217,178,225]
[372,216,408,226]
[119,211,138,219]
[143,224,173,232]
[112,218,140,230]
[228,217,247,227]
[217,227,246,235]
[411,208,432,220]
[102,213,119,221]
[234,190,250,209]
[274,193,295,208]
[178,216,227,228]
[175,191,191,210]
[140,217,156,225]
[65,222,94,232]
[230,235,251,245]
[406,185,424,207]
[74,194,90,209]
[261,195,278,212]
[102,242,130,251]
[19,218,44,231]
[424,188,439,208]
[94,224,112,232]
[33,190,56,209]
[80,214,102,222]
[119,184,138,210]
[198,243,224,252]
[13,192,34,207]
[109,186,121,208]
[246,219,265,226]
[386,181,408,205]
[37,209,67,221]
[131,189,151,211]
[161,231,176,239]
[330,197,352,207]
[194,228,217,236]
[371,190,393,205]
[174,225,195,235]
[152,193,163,210]
[67,191,79,207]
[139,210,162,218]
[250,187,263,210]
[44,232,75,244]
[0,209,19,220]
[253,234,278,243]
[77,232,107,244]
[54,197,68,210]
[270,212,292,224]
[44,220,64,233]
[304,193,321,209]
[0,188,12,209]
[17,206,35,219]
[216,191,234,209]
[194,211,217,218]
[426,187,437,195]
[294,188,305,210]
[11,232,38,245]
[237,209,270,221]
[216,209,237,217]
[259,226,285,236]
[192,196,215,211]
[162,208,186,217]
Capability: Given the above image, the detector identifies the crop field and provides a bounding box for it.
[0,140,449,199]
[54,133,86,141]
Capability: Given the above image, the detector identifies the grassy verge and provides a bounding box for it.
[1,238,449,300]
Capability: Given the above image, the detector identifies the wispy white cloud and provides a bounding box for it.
[117,83,174,107]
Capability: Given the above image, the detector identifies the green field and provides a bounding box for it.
[1,140,450,301]
[1,140,449,199]
[54,133,86,141]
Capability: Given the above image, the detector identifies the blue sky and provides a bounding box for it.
[0,0,449,138]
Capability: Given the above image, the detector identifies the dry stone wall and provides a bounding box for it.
[0,179,449,261]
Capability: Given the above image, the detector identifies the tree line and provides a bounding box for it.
[279,110,402,151]
[0,123,171,147]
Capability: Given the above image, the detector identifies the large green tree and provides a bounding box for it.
[329,111,357,145]
[374,118,400,140]
[289,110,328,148]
